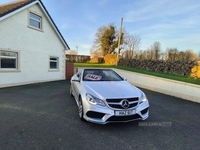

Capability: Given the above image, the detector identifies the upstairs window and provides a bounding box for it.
[29,12,42,30]
[50,57,59,69]
[0,50,18,69]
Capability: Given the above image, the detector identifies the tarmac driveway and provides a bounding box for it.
[0,80,200,150]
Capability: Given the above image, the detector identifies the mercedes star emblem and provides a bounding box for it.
[121,99,129,109]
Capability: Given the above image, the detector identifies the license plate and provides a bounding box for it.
[115,109,136,116]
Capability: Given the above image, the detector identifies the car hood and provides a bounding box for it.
[83,81,141,99]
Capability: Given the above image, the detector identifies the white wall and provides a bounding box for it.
[0,4,66,88]
[113,68,200,103]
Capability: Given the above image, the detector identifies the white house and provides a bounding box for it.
[0,0,70,88]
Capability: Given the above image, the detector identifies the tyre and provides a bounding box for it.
[70,85,73,97]
[78,97,84,121]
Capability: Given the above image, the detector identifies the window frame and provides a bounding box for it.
[0,49,20,72]
[28,11,43,31]
[49,56,59,71]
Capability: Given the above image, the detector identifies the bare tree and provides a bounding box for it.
[160,51,166,60]
[90,44,103,58]
[141,48,153,60]
[184,49,197,61]
[122,32,141,59]
[197,51,200,60]
[166,48,178,61]
[139,50,147,60]
[165,48,197,61]
[134,50,144,60]
[122,50,134,59]
[150,49,155,60]
[67,50,78,55]
[151,41,161,60]
[177,51,185,61]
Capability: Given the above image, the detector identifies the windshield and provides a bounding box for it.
[82,69,123,81]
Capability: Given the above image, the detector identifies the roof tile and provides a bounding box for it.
[0,0,31,16]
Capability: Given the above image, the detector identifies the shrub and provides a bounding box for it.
[104,54,119,65]
[190,61,200,79]
[89,57,104,63]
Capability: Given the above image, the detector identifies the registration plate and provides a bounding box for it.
[115,109,136,116]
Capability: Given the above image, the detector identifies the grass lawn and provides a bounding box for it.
[74,63,200,85]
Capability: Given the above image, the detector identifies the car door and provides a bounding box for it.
[73,70,82,101]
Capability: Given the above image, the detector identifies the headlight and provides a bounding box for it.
[139,93,147,104]
[86,93,105,106]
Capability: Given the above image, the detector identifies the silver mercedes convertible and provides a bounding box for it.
[70,68,149,124]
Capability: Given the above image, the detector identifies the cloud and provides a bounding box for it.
[124,0,200,23]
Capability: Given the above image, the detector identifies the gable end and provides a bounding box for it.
[0,0,70,50]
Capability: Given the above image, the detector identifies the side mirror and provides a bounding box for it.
[123,77,127,81]
[72,76,80,82]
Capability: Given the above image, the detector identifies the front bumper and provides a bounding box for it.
[82,99,149,124]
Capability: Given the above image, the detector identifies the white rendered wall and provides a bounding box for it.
[0,4,66,88]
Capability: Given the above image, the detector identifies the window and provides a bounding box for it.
[29,12,42,29]
[83,69,123,81]
[0,50,18,69]
[50,57,58,69]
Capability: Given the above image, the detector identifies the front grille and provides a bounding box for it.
[106,97,138,109]
[107,114,141,122]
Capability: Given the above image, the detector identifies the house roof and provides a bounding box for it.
[0,0,31,16]
[0,0,70,50]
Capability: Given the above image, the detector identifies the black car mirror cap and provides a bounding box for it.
[72,79,80,82]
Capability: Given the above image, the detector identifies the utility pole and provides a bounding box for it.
[116,17,123,66]
[76,46,78,55]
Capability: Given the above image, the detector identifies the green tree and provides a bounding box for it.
[91,23,124,56]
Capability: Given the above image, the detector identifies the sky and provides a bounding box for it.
[1,0,200,55]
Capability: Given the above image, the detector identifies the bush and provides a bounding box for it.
[104,54,118,65]
[89,57,104,63]
[190,61,200,79]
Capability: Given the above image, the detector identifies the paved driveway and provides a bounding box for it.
[0,80,199,150]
